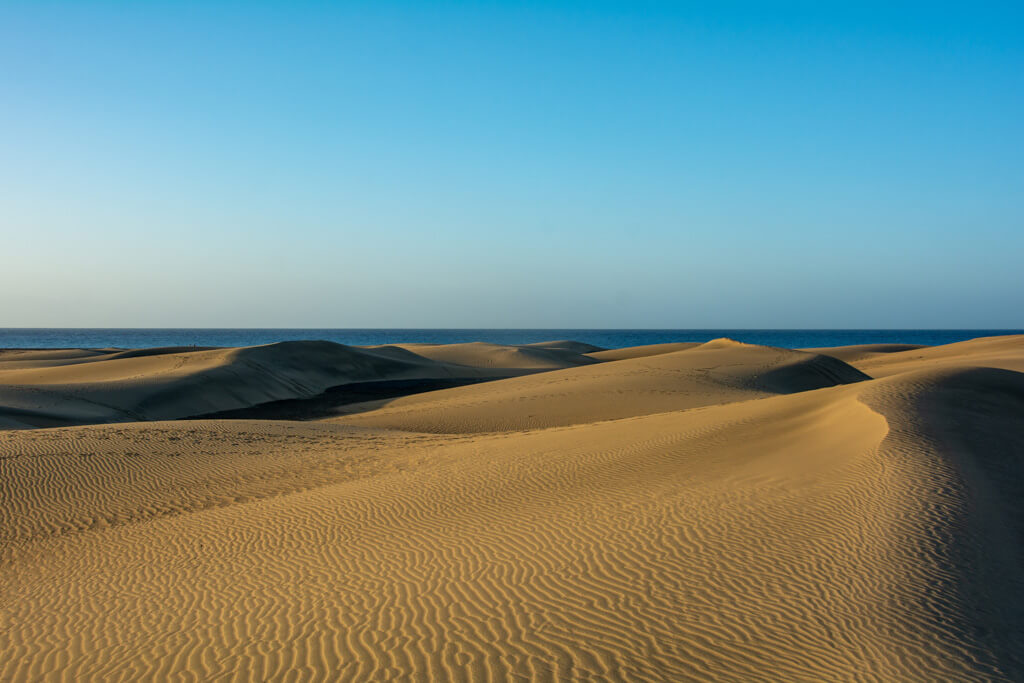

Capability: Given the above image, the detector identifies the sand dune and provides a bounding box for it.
[835,334,1024,377]
[800,342,926,364]
[3,334,1023,680]
[586,341,703,361]
[387,340,600,370]
[522,339,607,354]
[331,339,869,432]
[0,348,116,368]
[0,341,556,429]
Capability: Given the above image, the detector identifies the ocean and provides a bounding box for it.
[0,329,1019,350]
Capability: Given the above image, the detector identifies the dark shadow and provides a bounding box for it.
[182,377,499,421]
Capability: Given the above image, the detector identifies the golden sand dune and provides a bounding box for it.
[3,361,1023,680]
[521,339,607,354]
[0,348,119,369]
[586,341,702,361]
[841,334,1024,377]
[0,341,558,429]
[331,339,869,432]
[388,341,600,370]
[2,335,1023,680]
[800,342,926,364]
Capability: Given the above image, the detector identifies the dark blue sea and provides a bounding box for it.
[1,329,1019,350]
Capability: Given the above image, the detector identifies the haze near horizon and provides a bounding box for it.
[2,1,1021,328]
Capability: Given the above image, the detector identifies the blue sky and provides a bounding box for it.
[2,1,1021,327]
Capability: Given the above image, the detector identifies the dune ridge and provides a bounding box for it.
[586,341,703,361]
[0,340,600,429]
[330,339,870,432]
[805,334,1024,376]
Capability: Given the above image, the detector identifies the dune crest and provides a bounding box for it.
[389,341,600,370]
[0,340,586,429]
[332,341,869,432]
[586,341,702,361]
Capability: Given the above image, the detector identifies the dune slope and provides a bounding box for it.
[3,365,1024,680]
[331,339,870,432]
[0,341,548,429]
[3,336,1023,680]
[586,341,703,361]
[387,341,600,370]
[852,334,1024,377]
[807,335,1024,377]
[522,339,607,354]
[801,343,926,364]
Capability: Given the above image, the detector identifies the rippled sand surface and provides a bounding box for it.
[3,336,1023,680]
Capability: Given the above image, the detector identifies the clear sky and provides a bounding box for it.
[2,1,1021,328]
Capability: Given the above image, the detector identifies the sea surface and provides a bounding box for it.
[1,329,1019,350]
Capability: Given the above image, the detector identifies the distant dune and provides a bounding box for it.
[2,334,1023,680]
[387,340,600,370]
[799,342,927,364]
[809,334,1024,377]
[585,340,703,361]
[521,339,607,354]
[0,340,599,429]
[332,338,870,432]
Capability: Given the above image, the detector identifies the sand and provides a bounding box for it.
[0,341,591,429]
[806,335,1024,377]
[330,339,870,432]
[2,335,1023,680]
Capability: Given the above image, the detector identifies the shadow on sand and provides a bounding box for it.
[183,377,497,421]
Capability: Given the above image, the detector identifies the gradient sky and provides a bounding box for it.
[2,1,1022,328]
